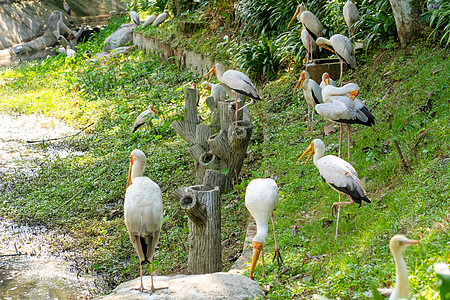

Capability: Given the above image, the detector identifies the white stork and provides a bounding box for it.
[319,72,336,90]
[389,235,420,300]
[343,0,360,38]
[296,139,370,236]
[245,178,282,280]
[294,70,322,131]
[142,13,158,29]
[132,105,160,133]
[154,10,170,27]
[65,46,76,57]
[125,149,165,293]
[315,83,374,158]
[62,0,71,15]
[316,34,356,85]
[130,8,140,26]
[200,63,260,127]
[287,4,317,63]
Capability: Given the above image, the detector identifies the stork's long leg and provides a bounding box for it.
[311,105,315,131]
[335,194,341,240]
[150,262,155,293]
[338,123,343,158]
[347,124,351,159]
[332,195,354,216]
[270,212,283,266]
[307,103,311,131]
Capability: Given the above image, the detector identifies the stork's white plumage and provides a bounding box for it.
[125,149,165,293]
[142,13,157,29]
[202,81,227,104]
[316,83,374,158]
[201,63,260,126]
[319,72,337,90]
[316,34,356,84]
[287,4,317,63]
[343,0,360,38]
[154,10,170,27]
[132,105,160,133]
[389,235,420,300]
[294,70,322,131]
[245,178,282,280]
[65,46,76,57]
[62,0,71,15]
[130,8,140,25]
[288,4,322,63]
[297,139,370,236]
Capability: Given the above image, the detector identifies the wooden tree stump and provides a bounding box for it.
[173,185,222,274]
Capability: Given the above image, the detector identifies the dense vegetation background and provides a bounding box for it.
[0,0,449,298]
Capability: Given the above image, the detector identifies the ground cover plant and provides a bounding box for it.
[0,2,449,299]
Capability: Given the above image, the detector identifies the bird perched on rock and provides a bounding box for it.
[142,13,157,28]
[130,8,140,25]
[125,149,166,293]
[154,10,170,27]
[132,105,160,133]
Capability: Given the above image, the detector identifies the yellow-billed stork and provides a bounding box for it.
[132,105,160,133]
[62,0,71,15]
[142,13,158,29]
[389,235,420,300]
[200,63,260,127]
[245,178,282,280]
[316,34,356,85]
[154,10,170,27]
[130,8,140,25]
[343,0,360,38]
[125,149,166,293]
[294,70,322,131]
[288,4,322,63]
[315,82,374,158]
[296,139,370,236]
[319,72,337,90]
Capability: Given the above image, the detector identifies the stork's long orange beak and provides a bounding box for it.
[199,66,216,86]
[288,7,301,28]
[249,241,263,280]
[401,239,420,245]
[296,141,314,165]
[349,90,359,100]
[126,155,133,189]
[150,105,160,117]
[324,74,330,86]
[317,43,335,53]
[294,73,306,97]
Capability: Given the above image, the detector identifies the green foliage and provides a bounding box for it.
[235,34,284,83]
[422,0,450,45]
[354,0,397,51]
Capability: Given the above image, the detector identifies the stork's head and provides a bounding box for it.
[294,71,307,97]
[389,235,419,256]
[296,139,315,165]
[199,65,217,86]
[127,149,146,189]
[316,37,335,53]
[288,4,303,28]
[322,73,330,86]
[150,105,160,117]
[249,241,263,280]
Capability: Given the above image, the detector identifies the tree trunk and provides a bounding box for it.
[389,0,427,45]
[173,185,222,274]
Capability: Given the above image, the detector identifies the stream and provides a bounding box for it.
[0,113,104,299]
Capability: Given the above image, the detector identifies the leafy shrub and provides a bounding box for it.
[422,0,450,45]
[235,34,284,83]
[353,0,397,51]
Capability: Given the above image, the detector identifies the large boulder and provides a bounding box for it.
[103,24,135,52]
[96,272,264,300]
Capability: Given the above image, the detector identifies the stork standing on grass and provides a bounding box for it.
[200,63,260,128]
[388,235,420,300]
[132,105,160,133]
[315,83,374,158]
[316,34,356,85]
[245,178,283,280]
[296,139,370,238]
[125,149,166,294]
[343,0,360,38]
[293,70,322,131]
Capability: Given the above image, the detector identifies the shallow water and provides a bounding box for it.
[0,114,103,299]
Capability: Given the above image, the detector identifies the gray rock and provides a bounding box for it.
[97,272,263,300]
[103,24,135,52]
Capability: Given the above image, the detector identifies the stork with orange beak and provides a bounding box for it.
[200,63,260,128]
[316,34,355,85]
[245,178,282,280]
[293,70,322,131]
[132,104,160,133]
[297,139,370,236]
[125,149,166,293]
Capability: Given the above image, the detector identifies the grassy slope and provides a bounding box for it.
[0,15,449,299]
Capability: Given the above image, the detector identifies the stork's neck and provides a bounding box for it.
[313,148,325,165]
[131,159,146,182]
[215,64,224,82]
[392,250,410,299]
[253,221,269,245]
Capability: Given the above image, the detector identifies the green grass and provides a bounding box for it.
[0,17,449,299]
